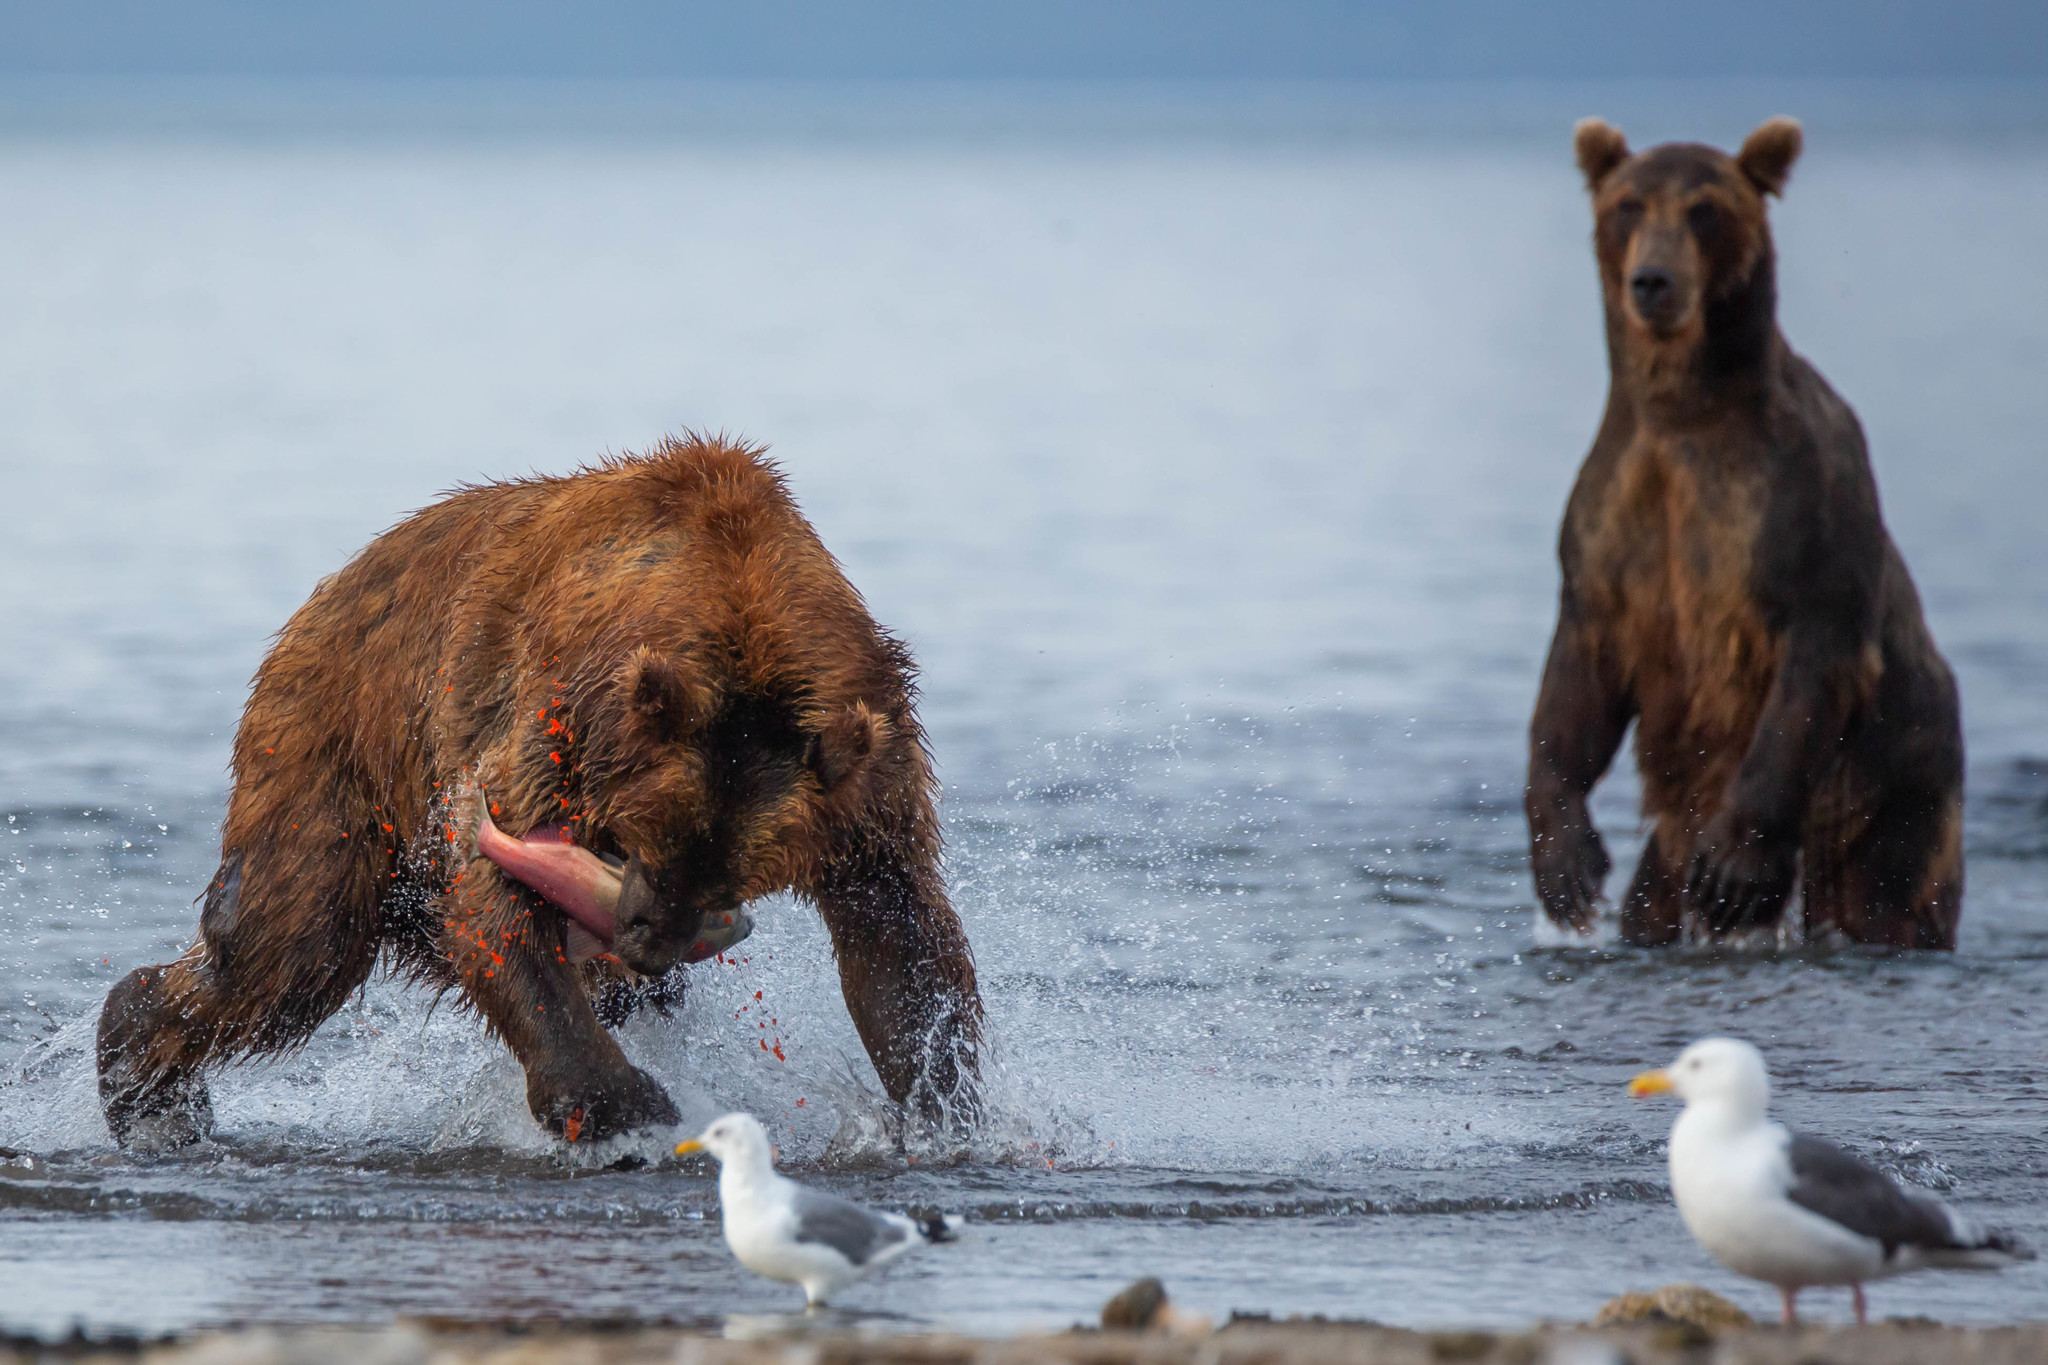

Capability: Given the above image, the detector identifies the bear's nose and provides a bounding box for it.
[1630,267,1676,313]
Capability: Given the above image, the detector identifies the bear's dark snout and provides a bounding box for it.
[607,854,707,977]
[1629,266,1677,321]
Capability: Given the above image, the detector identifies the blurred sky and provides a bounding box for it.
[3,1,2045,83]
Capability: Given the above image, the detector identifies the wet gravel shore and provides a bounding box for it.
[10,1319,2048,1365]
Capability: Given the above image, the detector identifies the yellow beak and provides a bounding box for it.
[1629,1069,1675,1097]
[674,1138,706,1155]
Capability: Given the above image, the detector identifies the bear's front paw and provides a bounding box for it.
[1685,815,1798,935]
[1530,817,1611,932]
[529,1064,679,1143]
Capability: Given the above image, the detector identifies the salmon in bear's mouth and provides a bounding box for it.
[473,807,753,966]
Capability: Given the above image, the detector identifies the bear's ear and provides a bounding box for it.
[1738,117,1802,197]
[1574,118,1630,191]
[806,701,891,794]
[619,648,715,745]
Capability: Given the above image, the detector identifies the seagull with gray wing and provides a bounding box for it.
[1630,1037,2031,1324]
[677,1112,960,1307]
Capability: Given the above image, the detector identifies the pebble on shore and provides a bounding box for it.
[1100,1278,1213,1336]
[1593,1283,1755,1332]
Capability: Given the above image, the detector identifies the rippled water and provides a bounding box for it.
[1,85,2045,1336]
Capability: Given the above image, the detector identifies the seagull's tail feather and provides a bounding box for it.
[916,1212,963,1244]
[1925,1210,2036,1269]
[1922,1244,2031,1270]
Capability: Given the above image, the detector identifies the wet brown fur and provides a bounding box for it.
[98,435,982,1145]
[1526,118,1963,950]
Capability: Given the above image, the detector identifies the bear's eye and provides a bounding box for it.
[1687,201,1722,238]
[1610,197,1644,230]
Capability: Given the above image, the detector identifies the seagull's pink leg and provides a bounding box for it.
[1780,1286,1799,1326]
[1852,1284,1867,1326]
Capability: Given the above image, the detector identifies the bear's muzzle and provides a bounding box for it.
[474,806,752,971]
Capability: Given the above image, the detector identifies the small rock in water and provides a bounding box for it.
[1100,1278,1211,1335]
[1101,1277,1166,1329]
[1591,1283,1753,1332]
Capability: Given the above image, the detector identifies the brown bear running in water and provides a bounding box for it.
[98,435,982,1146]
[1525,117,1964,949]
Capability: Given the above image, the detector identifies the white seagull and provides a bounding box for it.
[1630,1037,2031,1324]
[676,1112,959,1307]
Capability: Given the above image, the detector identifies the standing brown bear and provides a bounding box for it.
[98,435,982,1147]
[1525,117,1964,949]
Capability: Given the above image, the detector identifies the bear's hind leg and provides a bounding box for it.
[1806,789,1963,950]
[98,843,385,1148]
[1618,825,1687,946]
[98,956,219,1148]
